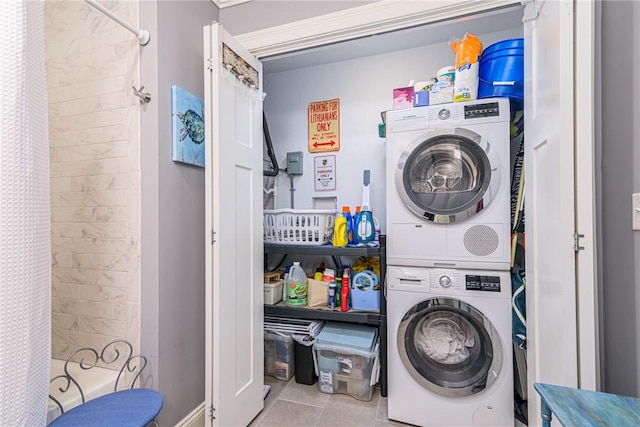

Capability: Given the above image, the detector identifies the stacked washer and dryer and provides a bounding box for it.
[385,98,514,426]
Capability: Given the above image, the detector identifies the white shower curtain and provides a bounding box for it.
[0,1,51,425]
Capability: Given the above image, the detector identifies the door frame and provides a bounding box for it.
[236,0,520,58]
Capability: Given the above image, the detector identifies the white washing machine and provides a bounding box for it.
[387,266,514,427]
[385,98,511,271]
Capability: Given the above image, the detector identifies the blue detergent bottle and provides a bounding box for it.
[356,205,375,243]
[353,206,361,243]
[343,206,354,245]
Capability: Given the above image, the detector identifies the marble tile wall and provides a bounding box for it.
[44,0,140,360]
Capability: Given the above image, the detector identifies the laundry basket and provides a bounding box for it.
[264,209,336,245]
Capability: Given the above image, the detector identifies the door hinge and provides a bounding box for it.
[521,0,539,23]
[209,404,215,421]
[207,57,214,71]
[573,233,585,252]
[211,230,216,244]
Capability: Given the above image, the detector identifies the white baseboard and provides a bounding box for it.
[175,402,205,427]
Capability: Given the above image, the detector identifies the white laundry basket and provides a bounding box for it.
[264,209,336,245]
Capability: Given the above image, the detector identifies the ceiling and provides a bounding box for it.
[262,5,523,74]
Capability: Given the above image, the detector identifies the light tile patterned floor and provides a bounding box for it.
[249,376,413,427]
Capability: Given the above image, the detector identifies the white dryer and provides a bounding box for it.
[385,98,511,270]
[387,266,514,427]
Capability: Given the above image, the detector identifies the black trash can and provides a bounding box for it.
[293,335,317,385]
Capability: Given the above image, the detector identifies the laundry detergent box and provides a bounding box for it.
[313,322,379,401]
[264,332,295,380]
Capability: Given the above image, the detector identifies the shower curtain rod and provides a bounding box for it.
[85,0,150,45]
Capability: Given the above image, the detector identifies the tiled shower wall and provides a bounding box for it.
[44,0,140,359]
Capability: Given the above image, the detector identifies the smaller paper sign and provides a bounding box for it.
[314,155,336,191]
[308,98,340,153]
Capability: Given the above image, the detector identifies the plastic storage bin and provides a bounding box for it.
[313,322,379,401]
[264,271,285,305]
[264,280,284,305]
[264,332,295,380]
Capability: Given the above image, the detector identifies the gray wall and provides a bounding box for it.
[220,0,371,35]
[140,1,218,425]
[599,0,640,397]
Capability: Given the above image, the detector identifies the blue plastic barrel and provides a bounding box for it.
[478,38,524,100]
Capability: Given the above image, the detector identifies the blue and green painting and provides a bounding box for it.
[172,85,205,167]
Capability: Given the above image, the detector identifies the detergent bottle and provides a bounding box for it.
[353,206,362,243]
[332,214,348,247]
[355,205,375,243]
[343,206,354,245]
[286,262,308,307]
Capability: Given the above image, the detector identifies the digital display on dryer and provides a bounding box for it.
[465,275,501,292]
[464,102,499,119]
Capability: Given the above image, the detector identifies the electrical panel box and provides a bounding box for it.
[286,151,303,175]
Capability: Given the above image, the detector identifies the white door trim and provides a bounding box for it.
[574,0,599,391]
[236,0,520,58]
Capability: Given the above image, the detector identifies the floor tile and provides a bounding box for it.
[317,389,381,426]
[255,399,323,427]
[248,376,290,426]
[376,396,388,421]
[279,378,329,408]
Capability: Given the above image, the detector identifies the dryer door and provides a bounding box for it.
[396,127,499,223]
[397,297,503,397]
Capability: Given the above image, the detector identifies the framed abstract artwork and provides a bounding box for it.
[172,85,205,167]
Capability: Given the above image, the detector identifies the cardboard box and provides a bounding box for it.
[414,90,429,107]
[393,86,414,109]
[429,81,454,105]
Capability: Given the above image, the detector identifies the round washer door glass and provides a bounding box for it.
[397,297,503,397]
[396,128,499,223]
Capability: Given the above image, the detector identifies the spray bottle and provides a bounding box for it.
[341,268,350,312]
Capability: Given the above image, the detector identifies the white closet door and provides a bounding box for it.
[524,0,597,424]
[204,22,264,427]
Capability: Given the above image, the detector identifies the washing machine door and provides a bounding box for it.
[397,297,503,397]
[395,127,499,223]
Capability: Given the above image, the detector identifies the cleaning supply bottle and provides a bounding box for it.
[356,205,375,243]
[332,213,348,247]
[341,268,350,312]
[314,262,325,281]
[286,262,308,307]
[336,272,342,308]
[343,206,354,245]
[282,265,290,302]
[353,206,362,243]
[328,281,337,309]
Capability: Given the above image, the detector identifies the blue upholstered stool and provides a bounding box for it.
[48,388,163,427]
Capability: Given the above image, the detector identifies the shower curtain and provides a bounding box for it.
[0,1,51,425]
